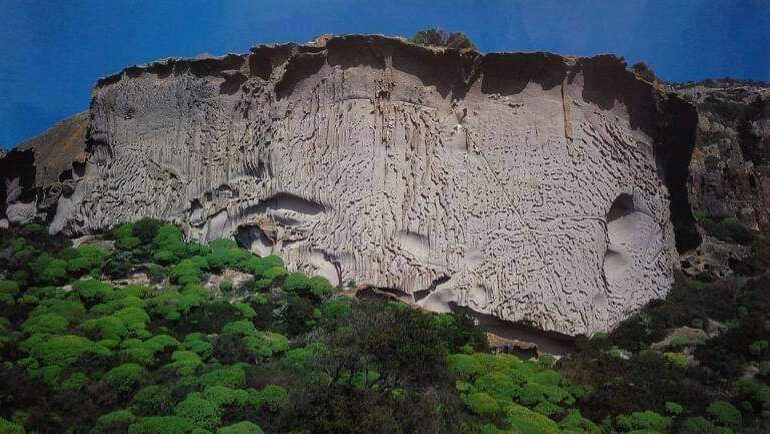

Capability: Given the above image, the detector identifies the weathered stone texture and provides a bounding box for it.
[674,79,770,232]
[50,35,697,335]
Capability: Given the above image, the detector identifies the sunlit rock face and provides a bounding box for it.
[52,35,697,335]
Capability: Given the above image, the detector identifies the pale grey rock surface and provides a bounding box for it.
[52,35,698,335]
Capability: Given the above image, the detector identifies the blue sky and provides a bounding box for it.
[1,0,769,148]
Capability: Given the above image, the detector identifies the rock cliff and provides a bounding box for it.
[674,79,770,232]
[0,112,88,226]
[8,35,700,335]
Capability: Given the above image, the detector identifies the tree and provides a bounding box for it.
[410,28,475,50]
[631,61,658,83]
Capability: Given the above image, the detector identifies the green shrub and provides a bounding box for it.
[151,224,187,262]
[559,410,601,434]
[663,351,688,368]
[26,334,108,366]
[131,385,175,416]
[59,372,89,392]
[72,279,114,302]
[128,416,198,434]
[66,245,108,275]
[446,353,486,379]
[0,279,20,295]
[116,236,142,251]
[30,298,86,322]
[252,384,288,411]
[183,333,213,359]
[283,272,310,292]
[169,260,202,285]
[505,402,561,434]
[0,417,26,434]
[615,411,671,433]
[308,275,334,296]
[95,409,136,431]
[706,400,741,427]
[166,350,203,375]
[202,385,249,407]
[233,302,255,319]
[320,296,352,321]
[216,421,264,434]
[113,306,151,334]
[749,340,768,355]
[410,28,476,49]
[106,363,146,392]
[110,222,134,240]
[147,263,166,284]
[463,392,500,416]
[665,401,684,415]
[197,365,246,388]
[80,315,128,340]
[219,280,233,292]
[677,416,730,434]
[20,312,69,334]
[174,393,221,430]
[474,372,520,400]
[39,258,69,285]
[134,218,163,244]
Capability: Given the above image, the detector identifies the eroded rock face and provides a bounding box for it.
[51,35,697,335]
[0,112,89,224]
[674,79,770,232]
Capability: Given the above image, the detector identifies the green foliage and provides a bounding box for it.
[134,218,163,244]
[197,365,246,389]
[505,402,561,434]
[446,353,486,379]
[128,416,199,434]
[665,401,683,415]
[252,384,288,411]
[677,416,733,434]
[25,334,108,366]
[94,409,136,432]
[6,219,763,434]
[663,351,688,368]
[30,298,86,322]
[219,280,233,292]
[174,393,221,430]
[559,410,601,434]
[463,391,500,416]
[106,363,146,392]
[615,411,671,433]
[0,279,20,295]
[20,312,69,334]
[0,417,26,434]
[66,244,109,275]
[72,279,114,302]
[706,400,742,427]
[216,421,264,434]
[131,385,175,416]
[320,296,352,321]
[410,28,476,49]
[699,216,759,245]
[113,306,151,334]
[169,259,202,285]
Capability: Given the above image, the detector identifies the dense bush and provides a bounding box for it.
[410,28,476,50]
[1,219,767,433]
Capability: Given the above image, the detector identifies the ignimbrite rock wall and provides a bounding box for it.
[51,35,698,335]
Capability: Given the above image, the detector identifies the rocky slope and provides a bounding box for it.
[673,79,770,232]
[2,35,701,336]
[0,112,87,225]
